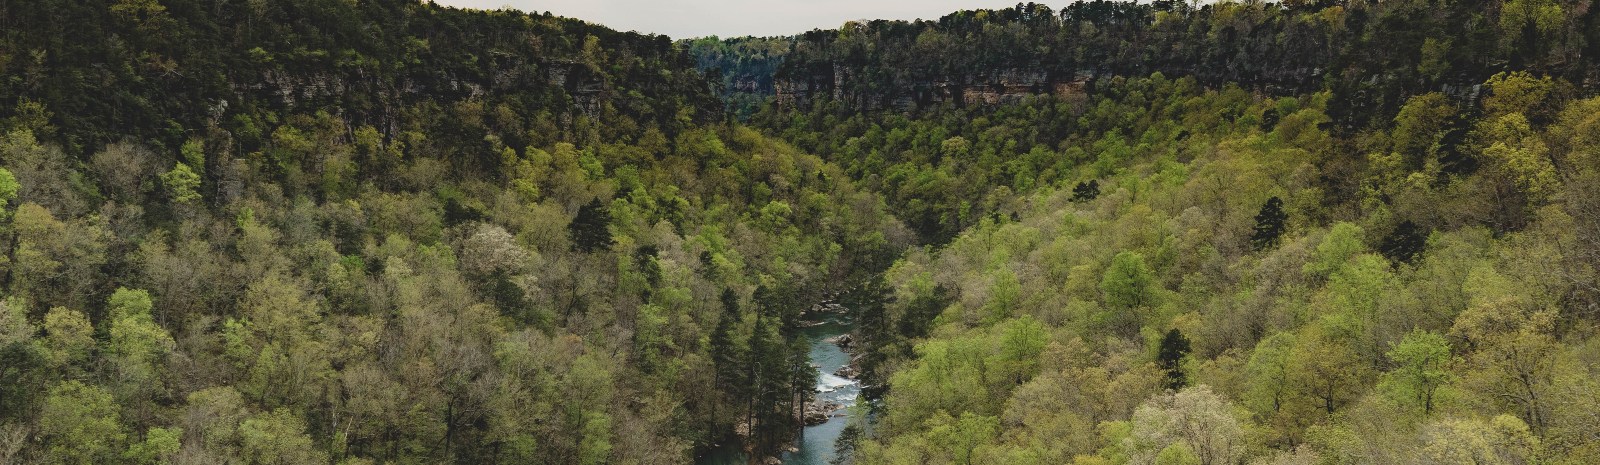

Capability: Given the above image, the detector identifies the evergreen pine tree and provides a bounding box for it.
[1380,220,1428,264]
[1158,328,1191,390]
[1071,180,1100,202]
[569,199,613,253]
[1250,196,1288,250]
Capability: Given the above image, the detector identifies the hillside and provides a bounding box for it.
[695,2,1600,465]
[0,1,906,463]
[4,1,1600,465]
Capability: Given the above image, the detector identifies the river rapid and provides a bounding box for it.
[696,311,860,465]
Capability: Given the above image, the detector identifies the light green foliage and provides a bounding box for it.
[0,297,31,346]
[1391,93,1456,165]
[108,287,154,321]
[1417,415,1541,464]
[39,381,126,464]
[997,316,1048,385]
[1304,223,1365,278]
[927,411,999,465]
[1323,254,1395,318]
[123,427,181,465]
[0,167,18,210]
[179,138,205,167]
[1244,332,1297,417]
[41,307,93,367]
[985,268,1021,323]
[159,162,201,204]
[1479,113,1559,200]
[239,409,327,465]
[9,203,109,310]
[1483,72,1558,117]
[1381,330,1454,414]
[1101,251,1156,310]
[578,412,614,465]
[105,290,174,382]
[1498,0,1567,51]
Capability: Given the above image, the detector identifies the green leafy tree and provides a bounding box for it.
[1101,251,1156,310]
[1304,223,1365,279]
[39,381,126,464]
[0,167,18,216]
[577,412,614,465]
[160,162,202,204]
[123,427,181,465]
[238,409,328,465]
[1381,330,1455,415]
[41,307,93,369]
[927,411,999,465]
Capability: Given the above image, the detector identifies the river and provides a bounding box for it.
[696,312,860,465]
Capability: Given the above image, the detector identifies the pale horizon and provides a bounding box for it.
[430,0,1075,39]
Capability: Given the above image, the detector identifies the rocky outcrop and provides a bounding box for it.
[803,401,844,426]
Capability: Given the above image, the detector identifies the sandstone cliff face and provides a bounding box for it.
[226,53,619,144]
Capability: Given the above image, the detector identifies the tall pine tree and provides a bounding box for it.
[1158,328,1191,390]
[569,199,613,253]
[1250,197,1288,250]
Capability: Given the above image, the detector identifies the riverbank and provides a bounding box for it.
[696,304,862,465]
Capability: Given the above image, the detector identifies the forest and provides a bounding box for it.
[0,1,906,463]
[2,0,1600,464]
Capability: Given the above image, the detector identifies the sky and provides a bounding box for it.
[430,0,1073,39]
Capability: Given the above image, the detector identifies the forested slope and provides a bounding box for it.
[690,2,1600,464]
[845,73,1600,465]
[0,1,907,463]
[7,0,1600,464]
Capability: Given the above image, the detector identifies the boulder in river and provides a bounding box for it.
[802,401,842,425]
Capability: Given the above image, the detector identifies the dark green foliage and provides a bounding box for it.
[847,275,896,391]
[1158,328,1191,390]
[832,422,863,465]
[635,245,661,287]
[1251,197,1289,251]
[1380,220,1429,264]
[1071,180,1101,203]
[0,342,49,421]
[443,197,485,226]
[569,199,613,253]
[745,1,1583,129]
[897,284,951,345]
[3,0,723,159]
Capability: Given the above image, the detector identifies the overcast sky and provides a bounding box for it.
[431,0,1073,39]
